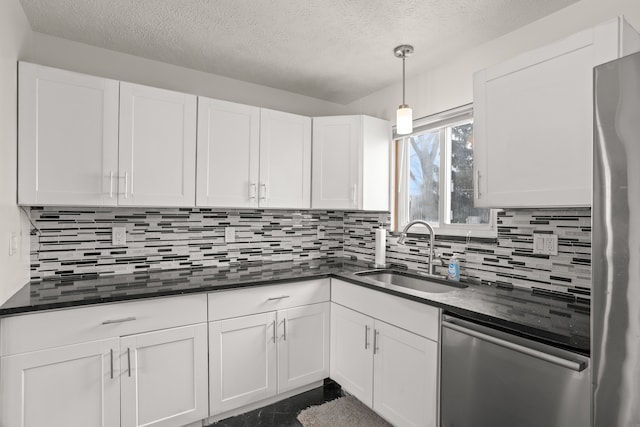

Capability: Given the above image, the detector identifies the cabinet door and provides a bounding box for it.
[259,109,311,208]
[120,324,208,427]
[473,22,621,208]
[196,98,260,208]
[209,312,277,415]
[277,302,330,393]
[329,303,374,406]
[312,116,361,209]
[119,82,197,207]
[1,338,120,427]
[18,62,119,206]
[372,320,437,427]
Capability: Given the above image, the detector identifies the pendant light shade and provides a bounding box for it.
[394,45,414,135]
[396,105,413,135]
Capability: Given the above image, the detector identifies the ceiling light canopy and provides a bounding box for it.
[394,44,414,135]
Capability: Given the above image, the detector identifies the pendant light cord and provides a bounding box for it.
[402,55,406,106]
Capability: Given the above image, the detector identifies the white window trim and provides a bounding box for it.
[393,105,497,238]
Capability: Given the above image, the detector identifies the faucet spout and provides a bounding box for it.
[398,220,437,275]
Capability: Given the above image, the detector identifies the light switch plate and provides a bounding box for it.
[112,227,127,246]
[533,234,558,255]
[225,227,236,243]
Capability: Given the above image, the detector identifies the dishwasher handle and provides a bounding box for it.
[442,320,587,372]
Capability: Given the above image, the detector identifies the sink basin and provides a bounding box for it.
[355,269,467,293]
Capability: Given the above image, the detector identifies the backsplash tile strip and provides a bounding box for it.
[29,207,591,300]
[342,208,591,300]
[30,207,344,281]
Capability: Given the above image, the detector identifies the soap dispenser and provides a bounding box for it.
[447,254,460,281]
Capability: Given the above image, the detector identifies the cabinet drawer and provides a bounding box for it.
[1,294,207,356]
[208,279,330,321]
[331,279,440,341]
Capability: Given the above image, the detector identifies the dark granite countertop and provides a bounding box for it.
[0,258,590,355]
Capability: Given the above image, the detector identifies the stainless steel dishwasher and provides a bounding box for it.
[441,314,590,427]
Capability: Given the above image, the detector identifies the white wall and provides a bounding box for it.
[0,0,32,304]
[29,32,348,117]
[345,0,640,121]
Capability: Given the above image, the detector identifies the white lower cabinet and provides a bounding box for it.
[209,312,278,414]
[330,303,374,406]
[330,279,440,427]
[0,294,209,427]
[1,338,121,427]
[277,303,330,393]
[120,324,209,427]
[331,303,438,427]
[209,299,330,416]
[1,278,439,427]
[373,320,438,427]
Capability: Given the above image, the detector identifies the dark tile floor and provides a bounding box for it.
[207,380,344,427]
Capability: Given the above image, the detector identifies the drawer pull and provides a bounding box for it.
[127,347,131,377]
[373,329,380,355]
[267,296,290,301]
[283,318,287,341]
[101,317,137,325]
[110,349,114,379]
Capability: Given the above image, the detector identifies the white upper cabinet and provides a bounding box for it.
[18,64,197,207]
[119,82,197,207]
[312,115,390,210]
[196,98,260,208]
[18,62,119,206]
[196,101,311,209]
[473,17,640,208]
[259,109,311,209]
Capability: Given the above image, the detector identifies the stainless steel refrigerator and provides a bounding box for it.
[593,50,640,427]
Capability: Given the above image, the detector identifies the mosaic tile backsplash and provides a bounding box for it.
[29,207,343,281]
[29,207,591,301]
[343,208,592,302]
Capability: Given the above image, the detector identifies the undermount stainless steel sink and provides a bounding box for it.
[355,269,467,293]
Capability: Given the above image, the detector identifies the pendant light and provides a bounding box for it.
[394,44,414,135]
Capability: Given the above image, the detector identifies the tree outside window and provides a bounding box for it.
[396,106,494,235]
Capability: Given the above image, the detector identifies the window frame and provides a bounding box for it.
[392,104,497,238]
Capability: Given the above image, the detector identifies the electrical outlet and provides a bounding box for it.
[112,227,127,246]
[9,232,18,256]
[533,234,558,255]
[225,227,236,243]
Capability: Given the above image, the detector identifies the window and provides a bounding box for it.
[394,105,495,236]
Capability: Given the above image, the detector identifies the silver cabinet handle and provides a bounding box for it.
[283,318,287,341]
[127,347,131,377]
[259,183,267,200]
[109,171,114,198]
[130,172,134,196]
[249,183,257,199]
[442,321,587,372]
[124,171,129,198]
[101,316,137,325]
[272,320,276,343]
[373,329,379,354]
[476,170,481,198]
[267,296,290,301]
[364,325,369,349]
[351,184,357,206]
[110,348,114,379]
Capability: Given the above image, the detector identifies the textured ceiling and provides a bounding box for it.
[19,0,579,104]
